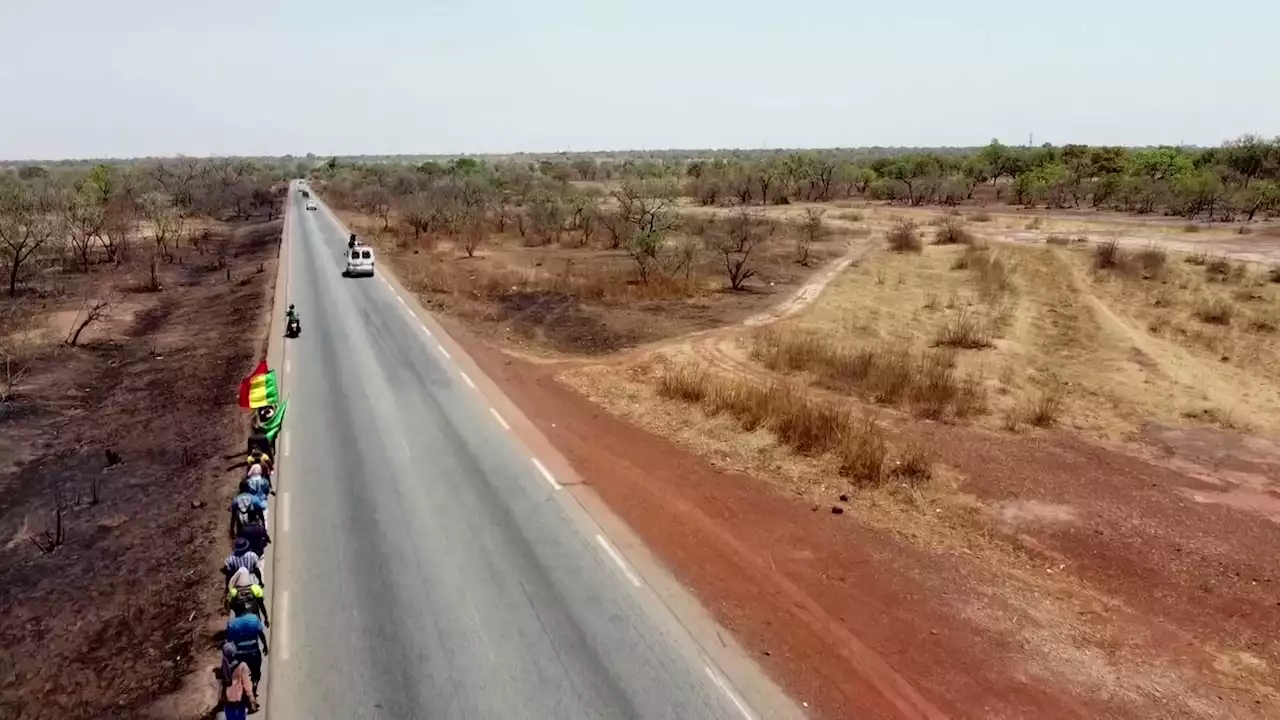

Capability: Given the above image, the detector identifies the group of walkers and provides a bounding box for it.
[217,404,280,718]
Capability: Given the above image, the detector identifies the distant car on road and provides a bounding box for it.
[344,246,375,277]
[305,200,317,211]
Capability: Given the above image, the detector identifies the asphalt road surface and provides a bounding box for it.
[265,184,763,720]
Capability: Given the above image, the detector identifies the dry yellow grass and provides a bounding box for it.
[748,326,987,419]
[755,239,1280,439]
[655,362,921,485]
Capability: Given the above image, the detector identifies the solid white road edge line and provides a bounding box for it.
[460,371,477,389]
[595,534,643,588]
[279,590,290,661]
[489,407,511,430]
[437,344,451,359]
[704,665,757,720]
[531,457,562,490]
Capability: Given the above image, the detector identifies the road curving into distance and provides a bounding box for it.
[263,182,801,720]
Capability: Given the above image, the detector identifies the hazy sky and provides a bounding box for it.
[2,0,1277,159]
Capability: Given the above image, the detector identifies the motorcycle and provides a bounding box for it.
[285,316,301,338]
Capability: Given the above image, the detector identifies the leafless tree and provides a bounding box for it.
[65,284,119,346]
[712,209,774,290]
[357,185,392,230]
[612,180,680,236]
[29,485,68,554]
[140,191,185,264]
[797,207,827,266]
[100,195,137,264]
[461,218,484,258]
[65,193,106,272]
[0,301,36,404]
[0,181,66,296]
[566,194,598,247]
[398,193,433,239]
[527,194,566,246]
[600,209,631,250]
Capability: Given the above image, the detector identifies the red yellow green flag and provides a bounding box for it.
[237,359,280,410]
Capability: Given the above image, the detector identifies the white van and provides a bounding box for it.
[344,246,375,277]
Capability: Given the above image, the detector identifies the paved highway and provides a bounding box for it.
[265,184,771,719]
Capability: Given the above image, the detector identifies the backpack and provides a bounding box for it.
[234,494,264,526]
[228,585,261,616]
[246,474,270,499]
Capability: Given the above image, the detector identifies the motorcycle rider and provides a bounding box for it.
[285,304,300,335]
[348,233,358,249]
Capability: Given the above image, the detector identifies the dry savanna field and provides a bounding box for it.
[5,140,1280,719]
[322,140,1280,719]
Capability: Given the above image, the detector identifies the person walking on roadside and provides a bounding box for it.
[237,517,271,557]
[226,566,270,626]
[221,641,259,720]
[245,465,273,503]
[225,606,269,698]
[230,484,268,538]
[246,449,273,479]
[223,537,264,586]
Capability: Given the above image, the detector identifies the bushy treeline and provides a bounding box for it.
[0,159,292,295]
[312,134,1280,223]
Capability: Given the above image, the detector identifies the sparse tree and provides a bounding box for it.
[1240,180,1280,221]
[797,207,827,265]
[0,300,36,403]
[100,194,137,264]
[0,180,66,296]
[713,209,773,290]
[140,192,184,262]
[398,192,433,239]
[461,217,484,258]
[625,230,665,284]
[612,179,680,236]
[64,191,106,272]
[66,285,120,346]
[356,185,392,230]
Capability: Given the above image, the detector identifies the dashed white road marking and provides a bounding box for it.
[396,295,406,305]
[531,457,562,490]
[489,408,511,430]
[281,492,290,533]
[285,358,291,373]
[421,325,433,337]
[437,344,451,359]
[281,432,290,458]
[595,534,642,587]
[460,371,476,389]
[278,590,291,660]
[704,666,756,720]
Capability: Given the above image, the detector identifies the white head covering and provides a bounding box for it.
[247,464,263,479]
[228,565,255,590]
